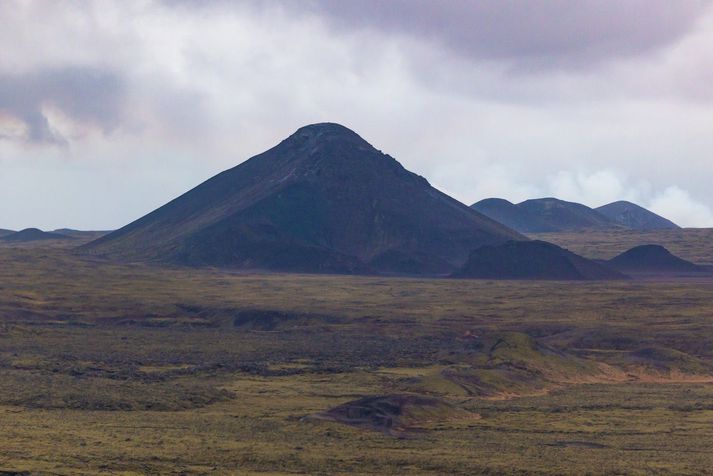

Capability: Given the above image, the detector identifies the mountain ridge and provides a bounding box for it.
[596,201,680,230]
[1,228,72,242]
[472,197,678,233]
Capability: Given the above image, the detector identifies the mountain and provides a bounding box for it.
[517,198,620,231]
[608,245,702,273]
[452,240,626,280]
[0,229,15,238]
[84,123,524,275]
[471,198,557,233]
[596,201,679,230]
[472,197,621,233]
[1,228,73,242]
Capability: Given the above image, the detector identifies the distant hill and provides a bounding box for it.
[1,228,73,242]
[596,201,679,230]
[452,241,626,280]
[84,123,524,275]
[518,198,620,231]
[471,198,557,233]
[472,197,621,233]
[608,245,702,273]
[0,229,15,238]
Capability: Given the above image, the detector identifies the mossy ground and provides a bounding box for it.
[2,241,713,473]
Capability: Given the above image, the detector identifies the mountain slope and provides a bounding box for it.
[596,201,679,230]
[472,197,623,233]
[84,123,524,275]
[452,240,626,280]
[0,229,15,238]
[608,245,701,273]
[471,198,557,233]
[518,198,620,231]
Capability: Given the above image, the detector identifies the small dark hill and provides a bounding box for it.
[608,245,702,273]
[0,228,72,242]
[0,229,15,238]
[471,198,557,233]
[596,201,679,230]
[84,123,523,275]
[308,394,477,436]
[518,197,620,231]
[453,240,626,280]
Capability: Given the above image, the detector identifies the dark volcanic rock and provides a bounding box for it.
[452,240,626,280]
[608,245,701,272]
[84,123,523,275]
[596,201,679,230]
[309,394,477,436]
[1,228,72,242]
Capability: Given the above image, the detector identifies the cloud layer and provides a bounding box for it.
[0,66,125,144]
[1,1,713,229]
[298,0,708,67]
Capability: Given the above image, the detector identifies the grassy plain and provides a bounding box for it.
[530,228,713,264]
[2,239,713,474]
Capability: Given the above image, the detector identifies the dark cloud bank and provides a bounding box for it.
[0,66,125,144]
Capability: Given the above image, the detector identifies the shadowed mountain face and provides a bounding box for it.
[0,228,72,242]
[518,198,620,231]
[472,197,621,233]
[452,240,626,280]
[84,123,523,275]
[473,197,680,234]
[471,198,558,233]
[608,245,701,273]
[0,229,15,238]
[596,201,680,230]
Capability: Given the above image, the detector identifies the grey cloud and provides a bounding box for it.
[291,0,710,68]
[0,66,125,144]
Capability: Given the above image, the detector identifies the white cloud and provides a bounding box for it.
[1,1,713,229]
[650,186,713,228]
[547,170,651,206]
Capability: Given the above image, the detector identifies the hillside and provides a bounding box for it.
[472,197,623,233]
[0,228,72,242]
[608,244,702,273]
[518,198,620,231]
[452,240,626,280]
[528,228,713,265]
[597,201,679,230]
[84,123,523,275]
[471,198,557,233]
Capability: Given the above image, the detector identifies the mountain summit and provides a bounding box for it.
[472,197,621,233]
[84,123,523,274]
[596,201,680,230]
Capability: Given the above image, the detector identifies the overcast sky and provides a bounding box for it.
[1,0,712,230]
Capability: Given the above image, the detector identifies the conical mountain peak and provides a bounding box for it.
[279,122,377,158]
[85,123,524,275]
[294,122,361,138]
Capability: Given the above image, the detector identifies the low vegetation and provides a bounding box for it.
[2,241,713,473]
[530,228,713,265]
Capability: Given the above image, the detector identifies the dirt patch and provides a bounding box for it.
[232,309,341,331]
[307,394,479,437]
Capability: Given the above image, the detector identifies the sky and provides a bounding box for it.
[1,0,713,230]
